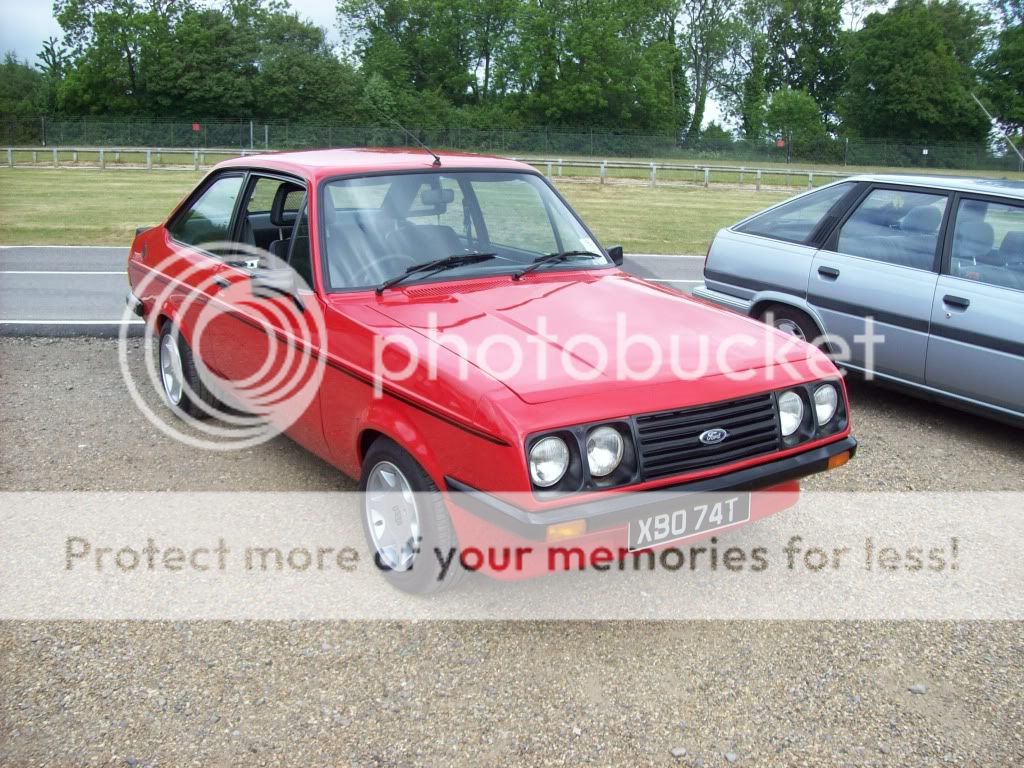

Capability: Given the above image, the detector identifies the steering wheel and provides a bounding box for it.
[347,253,416,287]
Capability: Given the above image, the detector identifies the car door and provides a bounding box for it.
[163,172,247,377]
[206,175,329,455]
[810,186,949,383]
[925,195,1024,415]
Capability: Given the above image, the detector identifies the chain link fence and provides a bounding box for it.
[1,116,1021,172]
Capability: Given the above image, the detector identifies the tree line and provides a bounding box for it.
[0,0,1021,149]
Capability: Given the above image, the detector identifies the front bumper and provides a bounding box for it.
[445,435,856,541]
[692,283,752,314]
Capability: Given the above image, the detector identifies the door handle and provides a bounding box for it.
[818,266,840,279]
[943,294,970,310]
[212,276,231,290]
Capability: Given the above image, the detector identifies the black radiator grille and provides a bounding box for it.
[635,393,781,479]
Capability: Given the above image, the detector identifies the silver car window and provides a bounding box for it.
[836,188,947,271]
[735,182,853,243]
[949,199,1024,292]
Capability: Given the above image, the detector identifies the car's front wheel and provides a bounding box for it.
[358,437,465,594]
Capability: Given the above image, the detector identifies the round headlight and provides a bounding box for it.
[814,383,839,425]
[586,426,624,477]
[529,436,570,487]
[778,390,805,436]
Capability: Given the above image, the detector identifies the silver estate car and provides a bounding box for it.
[694,175,1024,424]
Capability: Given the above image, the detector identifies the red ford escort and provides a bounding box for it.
[126,148,856,592]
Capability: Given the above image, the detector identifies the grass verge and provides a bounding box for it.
[0,167,790,254]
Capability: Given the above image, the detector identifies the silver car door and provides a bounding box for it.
[926,196,1024,415]
[809,186,948,383]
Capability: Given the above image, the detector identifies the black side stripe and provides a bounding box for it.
[930,325,1024,359]
[704,268,803,298]
[808,295,931,334]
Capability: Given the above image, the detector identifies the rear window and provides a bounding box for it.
[736,183,854,243]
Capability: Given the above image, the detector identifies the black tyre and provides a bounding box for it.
[758,304,824,348]
[157,320,219,419]
[358,437,465,594]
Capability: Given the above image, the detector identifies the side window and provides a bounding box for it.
[238,176,305,253]
[472,178,558,254]
[736,182,853,243]
[836,188,947,270]
[168,175,243,249]
[949,198,1024,291]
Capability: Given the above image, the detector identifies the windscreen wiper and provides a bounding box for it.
[512,250,604,281]
[376,252,497,294]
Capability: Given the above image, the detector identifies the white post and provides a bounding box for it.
[52,148,58,167]
[6,148,12,167]
[703,168,710,188]
[546,161,552,177]
[32,150,37,163]
[650,163,657,187]
[115,150,120,161]
[557,159,563,176]
[600,160,607,184]
[72,150,78,162]
[146,149,152,170]
[808,172,814,189]
[99,149,105,169]
[756,169,762,192]
[193,150,199,171]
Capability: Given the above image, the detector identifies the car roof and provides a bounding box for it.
[846,173,1024,200]
[216,147,535,181]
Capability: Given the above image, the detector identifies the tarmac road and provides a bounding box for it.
[0,245,703,337]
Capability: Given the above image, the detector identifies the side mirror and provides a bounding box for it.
[607,245,624,266]
[251,268,303,310]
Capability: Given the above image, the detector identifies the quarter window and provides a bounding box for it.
[836,188,947,270]
[948,198,1024,291]
[168,175,243,250]
[735,182,853,243]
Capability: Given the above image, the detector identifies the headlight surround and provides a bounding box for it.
[586,425,624,477]
[814,383,839,425]
[778,390,805,436]
[529,436,570,487]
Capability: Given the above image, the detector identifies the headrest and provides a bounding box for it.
[902,205,941,234]
[955,220,996,264]
[271,185,305,227]
[999,231,1024,265]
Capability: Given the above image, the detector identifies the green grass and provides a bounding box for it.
[0,167,204,245]
[0,167,790,253]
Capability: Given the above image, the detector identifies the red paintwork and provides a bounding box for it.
[128,149,854,577]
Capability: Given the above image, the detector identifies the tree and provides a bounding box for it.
[765,0,846,125]
[0,53,49,117]
[765,87,826,147]
[678,0,736,142]
[980,22,1024,134]
[840,0,991,141]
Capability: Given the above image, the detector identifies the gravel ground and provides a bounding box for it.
[1,337,1022,766]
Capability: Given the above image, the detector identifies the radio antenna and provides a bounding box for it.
[370,101,441,167]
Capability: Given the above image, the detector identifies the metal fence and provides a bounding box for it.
[1,115,1021,173]
[3,146,855,192]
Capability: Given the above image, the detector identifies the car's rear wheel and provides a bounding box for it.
[758,304,822,346]
[358,437,465,594]
[157,320,218,419]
